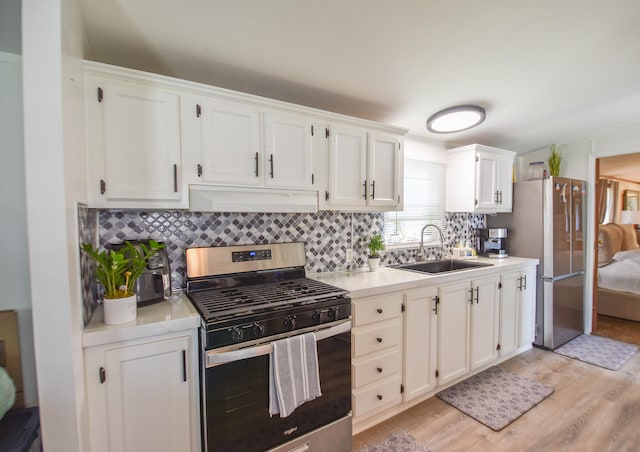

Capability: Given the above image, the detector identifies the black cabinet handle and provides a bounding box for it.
[475,286,480,304]
[99,366,106,384]
[433,296,439,315]
[255,152,259,177]
[269,154,274,178]
[362,180,368,199]
[523,275,527,290]
[173,164,178,192]
[377,394,383,400]
[376,337,383,343]
[376,308,383,314]
[197,164,202,177]
[182,350,187,382]
[371,180,376,199]
[377,367,383,373]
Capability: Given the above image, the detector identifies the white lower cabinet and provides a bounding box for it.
[349,263,537,433]
[403,288,438,401]
[84,330,199,452]
[469,275,500,370]
[437,280,472,385]
[351,292,404,421]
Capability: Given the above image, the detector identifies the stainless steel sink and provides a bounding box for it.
[394,259,492,274]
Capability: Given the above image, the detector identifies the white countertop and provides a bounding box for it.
[83,292,200,348]
[310,256,538,298]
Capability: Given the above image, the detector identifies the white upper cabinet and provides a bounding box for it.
[85,61,406,211]
[263,113,313,190]
[446,144,515,213]
[327,124,368,207]
[85,74,187,208]
[321,125,403,211]
[194,99,261,186]
[368,132,401,207]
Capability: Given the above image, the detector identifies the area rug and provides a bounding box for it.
[554,334,638,371]
[359,430,429,452]
[436,366,554,431]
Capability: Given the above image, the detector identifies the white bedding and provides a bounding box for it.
[598,249,640,295]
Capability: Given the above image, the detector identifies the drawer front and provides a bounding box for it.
[353,375,402,418]
[352,319,402,357]
[352,347,402,388]
[353,293,403,327]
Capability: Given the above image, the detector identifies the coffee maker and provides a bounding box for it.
[476,228,508,258]
[110,239,171,305]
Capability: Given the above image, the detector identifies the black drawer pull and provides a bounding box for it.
[376,337,383,343]
[377,367,383,373]
[377,394,383,400]
[376,308,383,314]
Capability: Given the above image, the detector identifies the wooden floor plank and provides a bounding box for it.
[354,345,640,451]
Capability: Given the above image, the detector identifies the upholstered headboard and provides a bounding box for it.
[0,310,23,409]
[598,223,640,266]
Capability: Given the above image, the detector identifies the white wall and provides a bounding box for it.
[404,134,447,163]
[0,52,38,408]
[23,0,89,450]
[0,0,21,54]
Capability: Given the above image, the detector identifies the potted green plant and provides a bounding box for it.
[82,240,165,324]
[548,144,564,177]
[364,234,385,271]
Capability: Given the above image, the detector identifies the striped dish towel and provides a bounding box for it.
[269,332,322,418]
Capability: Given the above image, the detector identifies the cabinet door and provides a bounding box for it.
[475,151,498,211]
[500,270,520,357]
[438,281,471,385]
[495,154,514,212]
[199,100,261,186]
[263,113,313,189]
[367,132,400,207]
[327,125,367,206]
[90,80,182,203]
[104,336,193,452]
[470,275,500,370]
[518,267,537,347]
[404,288,438,401]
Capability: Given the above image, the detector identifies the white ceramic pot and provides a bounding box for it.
[368,257,380,272]
[103,294,137,325]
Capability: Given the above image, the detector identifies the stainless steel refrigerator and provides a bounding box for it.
[487,177,585,350]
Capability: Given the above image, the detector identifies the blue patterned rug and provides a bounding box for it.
[555,334,638,370]
[436,366,554,431]
[360,431,429,452]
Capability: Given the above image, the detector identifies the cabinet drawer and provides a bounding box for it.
[352,347,401,388]
[352,319,402,357]
[353,293,403,327]
[353,375,402,418]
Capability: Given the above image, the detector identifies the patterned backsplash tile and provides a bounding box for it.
[80,208,484,324]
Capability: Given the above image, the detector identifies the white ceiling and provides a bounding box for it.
[78,0,640,153]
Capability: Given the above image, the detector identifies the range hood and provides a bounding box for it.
[188,185,318,213]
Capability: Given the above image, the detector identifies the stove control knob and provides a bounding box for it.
[328,307,339,321]
[312,310,322,324]
[284,315,296,330]
[231,326,243,342]
[253,322,265,337]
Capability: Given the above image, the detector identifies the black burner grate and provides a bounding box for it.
[189,278,347,321]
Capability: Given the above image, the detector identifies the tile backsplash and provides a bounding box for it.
[79,209,484,324]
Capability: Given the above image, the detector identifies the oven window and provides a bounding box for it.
[204,332,351,452]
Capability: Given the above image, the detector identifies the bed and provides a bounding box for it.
[597,223,640,322]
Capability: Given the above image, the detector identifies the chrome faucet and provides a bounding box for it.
[418,224,446,261]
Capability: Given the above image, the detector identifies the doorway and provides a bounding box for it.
[592,152,640,344]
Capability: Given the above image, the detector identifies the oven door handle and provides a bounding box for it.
[206,320,351,368]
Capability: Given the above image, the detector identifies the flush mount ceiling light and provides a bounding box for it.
[426,105,486,133]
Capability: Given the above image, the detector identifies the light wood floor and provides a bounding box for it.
[353,346,640,451]
[593,314,640,345]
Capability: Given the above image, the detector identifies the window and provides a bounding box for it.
[384,159,446,246]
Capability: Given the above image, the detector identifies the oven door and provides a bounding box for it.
[202,321,352,452]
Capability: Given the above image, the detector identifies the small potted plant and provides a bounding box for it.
[82,240,165,325]
[364,234,385,272]
[548,144,564,177]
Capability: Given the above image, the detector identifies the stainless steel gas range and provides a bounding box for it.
[186,242,352,452]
